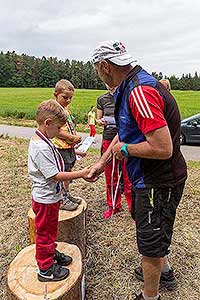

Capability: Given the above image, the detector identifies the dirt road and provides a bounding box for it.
[0,124,199,161]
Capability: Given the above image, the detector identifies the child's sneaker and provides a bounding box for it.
[54,249,72,266]
[38,263,69,282]
[60,198,78,211]
[66,191,82,204]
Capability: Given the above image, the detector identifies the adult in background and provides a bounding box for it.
[88,40,187,300]
[159,79,171,91]
[96,85,132,218]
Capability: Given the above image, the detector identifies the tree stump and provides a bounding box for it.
[7,242,83,300]
[28,199,87,257]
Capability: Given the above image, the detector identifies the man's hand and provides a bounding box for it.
[112,142,125,160]
[85,161,105,182]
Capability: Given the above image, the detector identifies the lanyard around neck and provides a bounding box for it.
[35,129,64,172]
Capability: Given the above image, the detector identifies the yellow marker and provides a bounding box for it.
[149,188,154,207]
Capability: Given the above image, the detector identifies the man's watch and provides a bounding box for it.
[120,143,129,157]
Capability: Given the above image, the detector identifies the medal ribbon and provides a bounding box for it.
[35,129,65,193]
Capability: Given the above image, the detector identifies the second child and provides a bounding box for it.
[52,79,85,211]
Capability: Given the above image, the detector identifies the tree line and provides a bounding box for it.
[0,51,200,90]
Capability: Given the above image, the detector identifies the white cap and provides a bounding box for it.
[92,40,137,66]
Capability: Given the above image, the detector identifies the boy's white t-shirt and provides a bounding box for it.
[28,138,64,204]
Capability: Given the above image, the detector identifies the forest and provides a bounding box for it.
[0,50,200,90]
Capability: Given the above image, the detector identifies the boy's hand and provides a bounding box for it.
[72,135,82,145]
[75,150,87,157]
[84,162,104,182]
[81,168,91,180]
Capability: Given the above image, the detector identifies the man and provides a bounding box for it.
[88,40,187,300]
[96,84,132,218]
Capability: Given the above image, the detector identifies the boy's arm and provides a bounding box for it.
[56,129,81,145]
[52,168,89,181]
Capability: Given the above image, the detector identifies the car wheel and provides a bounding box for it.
[180,133,186,145]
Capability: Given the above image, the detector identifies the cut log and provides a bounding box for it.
[7,242,83,300]
[28,199,87,257]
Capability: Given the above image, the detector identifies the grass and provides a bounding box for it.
[0,88,199,125]
[0,137,200,300]
[172,90,200,119]
[187,160,200,169]
[0,88,106,123]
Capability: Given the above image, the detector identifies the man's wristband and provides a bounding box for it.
[120,143,129,157]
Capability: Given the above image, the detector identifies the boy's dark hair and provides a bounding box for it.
[36,99,67,125]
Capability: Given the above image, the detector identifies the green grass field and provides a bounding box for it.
[0,88,105,123]
[0,88,199,123]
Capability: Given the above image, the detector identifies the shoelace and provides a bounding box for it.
[63,198,71,205]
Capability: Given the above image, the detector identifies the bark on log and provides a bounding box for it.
[7,242,83,300]
[28,199,87,257]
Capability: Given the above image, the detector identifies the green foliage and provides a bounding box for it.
[0,51,105,89]
[0,51,200,90]
[151,71,200,90]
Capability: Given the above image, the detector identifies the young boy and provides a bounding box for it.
[52,79,86,211]
[28,99,89,282]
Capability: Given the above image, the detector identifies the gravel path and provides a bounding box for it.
[0,124,199,161]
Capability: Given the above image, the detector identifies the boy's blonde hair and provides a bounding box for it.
[159,79,171,91]
[54,79,74,94]
[36,99,67,125]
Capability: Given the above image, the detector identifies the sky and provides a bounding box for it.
[0,0,199,77]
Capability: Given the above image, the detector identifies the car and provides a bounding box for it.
[180,113,200,145]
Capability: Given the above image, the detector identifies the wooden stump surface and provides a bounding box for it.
[7,242,83,300]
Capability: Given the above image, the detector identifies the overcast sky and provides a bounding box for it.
[0,0,199,77]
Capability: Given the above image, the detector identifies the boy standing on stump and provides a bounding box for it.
[28,99,89,282]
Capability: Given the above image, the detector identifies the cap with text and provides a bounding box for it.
[92,40,136,66]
